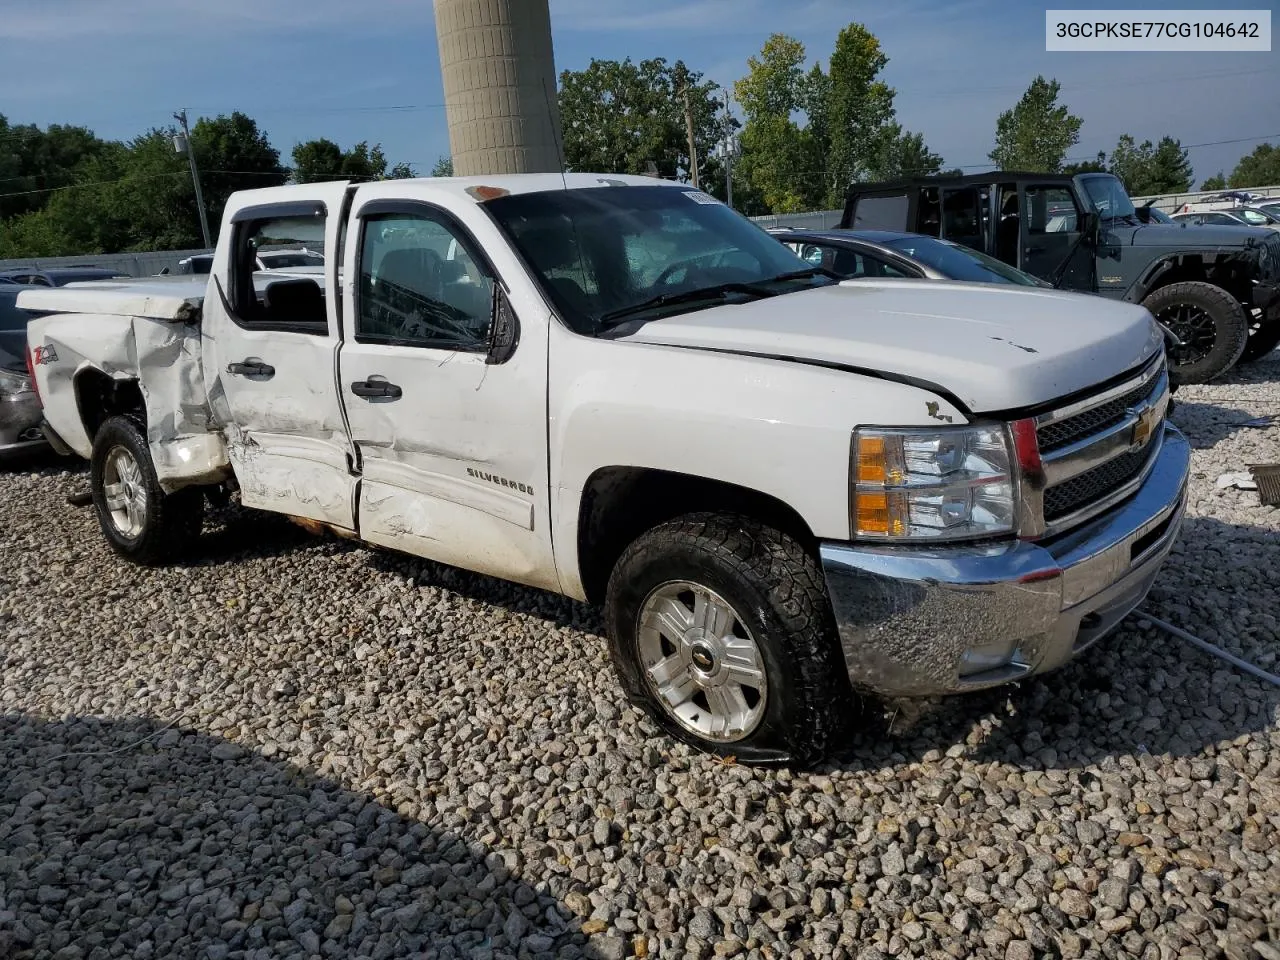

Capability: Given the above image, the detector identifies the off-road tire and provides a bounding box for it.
[604,512,856,766]
[1145,281,1248,385]
[89,415,204,565]
[1239,313,1280,364]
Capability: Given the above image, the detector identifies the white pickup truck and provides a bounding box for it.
[21,174,1191,764]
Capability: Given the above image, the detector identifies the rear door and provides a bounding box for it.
[338,192,557,591]
[201,182,358,529]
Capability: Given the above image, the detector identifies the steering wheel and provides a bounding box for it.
[653,255,716,288]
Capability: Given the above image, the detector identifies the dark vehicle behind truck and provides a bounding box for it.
[842,172,1280,383]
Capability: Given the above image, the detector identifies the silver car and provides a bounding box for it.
[0,287,46,458]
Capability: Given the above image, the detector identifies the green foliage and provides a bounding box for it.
[430,156,454,177]
[1108,135,1192,195]
[1063,151,1107,175]
[733,27,946,213]
[1200,171,1226,191]
[192,112,288,226]
[558,57,726,183]
[1227,143,1280,189]
[291,138,401,183]
[988,76,1082,172]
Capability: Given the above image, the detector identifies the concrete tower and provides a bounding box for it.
[433,0,564,176]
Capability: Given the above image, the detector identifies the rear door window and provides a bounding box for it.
[851,194,910,231]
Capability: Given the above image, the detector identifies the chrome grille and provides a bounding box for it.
[1037,376,1164,453]
[1028,353,1170,537]
[1044,445,1154,520]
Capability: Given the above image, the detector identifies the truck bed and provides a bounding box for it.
[16,276,208,321]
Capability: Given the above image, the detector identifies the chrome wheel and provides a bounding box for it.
[102,445,147,538]
[636,581,768,743]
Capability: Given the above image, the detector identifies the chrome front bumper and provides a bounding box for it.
[820,424,1191,697]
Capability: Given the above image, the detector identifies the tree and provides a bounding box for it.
[988,76,1082,172]
[1227,143,1280,188]
[824,24,898,204]
[0,116,112,221]
[558,57,725,183]
[430,156,454,177]
[290,138,404,183]
[1108,134,1192,195]
[873,125,944,179]
[1063,151,1107,175]
[192,112,287,229]
[1200,171,1226,191]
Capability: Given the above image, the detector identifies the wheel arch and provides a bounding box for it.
[575,465,819,606]
[1127,251,1255,305]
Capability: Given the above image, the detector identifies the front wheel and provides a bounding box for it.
[90,415,204,565]
[603,513,855,766]
[1145,281,1248,385]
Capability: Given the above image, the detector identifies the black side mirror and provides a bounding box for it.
[486,284,519,365]
[1135,206,1152,224]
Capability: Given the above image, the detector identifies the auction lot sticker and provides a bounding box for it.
[1046,9,1271,51]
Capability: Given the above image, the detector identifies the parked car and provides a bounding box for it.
[843,171,1280,380]
[769,227,1053,286]
[770,228,1187,362]
[22,174,1190,765]
[1172,208,1280,232]
[174,249,324,276]
[0,287,47,458]
[0,267,131,287]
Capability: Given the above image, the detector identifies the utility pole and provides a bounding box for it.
[723,90,734,210]
[681,81,700,190]
[172,109,212,248]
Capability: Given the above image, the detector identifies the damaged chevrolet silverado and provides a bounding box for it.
[22,174,1191,764]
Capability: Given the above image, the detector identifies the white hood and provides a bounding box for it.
[619,279,1164,413]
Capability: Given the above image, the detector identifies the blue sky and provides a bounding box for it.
[1,0,1276,193]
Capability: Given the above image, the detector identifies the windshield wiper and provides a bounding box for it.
[597,269,838,330]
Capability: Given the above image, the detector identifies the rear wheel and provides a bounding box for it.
[604,513,855,766]
[90,415,203,564]
[1145,281,1248,385]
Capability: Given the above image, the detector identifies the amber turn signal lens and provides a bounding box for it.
[856,491,890,534]
[856,436,887,483]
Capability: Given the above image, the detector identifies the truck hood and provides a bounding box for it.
[1121,222,1275,247]
[618,279,1163,414]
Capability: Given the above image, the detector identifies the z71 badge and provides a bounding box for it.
[32,345,59,365]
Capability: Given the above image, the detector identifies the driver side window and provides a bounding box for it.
[357,212,494,351]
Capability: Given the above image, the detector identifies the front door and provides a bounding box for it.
[1020,182,1084,286]
[201,182,358,529]
[338,196,557,591]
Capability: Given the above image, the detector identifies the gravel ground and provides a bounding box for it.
[2,355,1279,960]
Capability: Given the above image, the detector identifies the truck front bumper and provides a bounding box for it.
[820,424,1191,697]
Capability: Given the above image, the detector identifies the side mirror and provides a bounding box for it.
[1134,206,1152,224]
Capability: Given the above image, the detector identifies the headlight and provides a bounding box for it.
[852,425,1016,541]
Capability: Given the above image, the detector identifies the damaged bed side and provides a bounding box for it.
[20,280,233,493]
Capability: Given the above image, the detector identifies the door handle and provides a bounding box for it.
[351,379,403,399]
[227,358,275,378]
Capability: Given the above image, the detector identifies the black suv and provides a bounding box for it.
[842,172,1280,383]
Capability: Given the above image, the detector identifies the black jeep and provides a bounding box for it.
[842,171,1280,383]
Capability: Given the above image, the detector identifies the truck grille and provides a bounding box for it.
[1033,353,1169,534]
[1043,445,1154,521]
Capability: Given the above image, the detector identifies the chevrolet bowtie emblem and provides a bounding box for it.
[1131,403,1157,447]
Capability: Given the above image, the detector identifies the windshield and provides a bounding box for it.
[484,185,823,334]
[882,235,1049,286]
[1238,208,1277,225]
[1079,174,1137,220]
